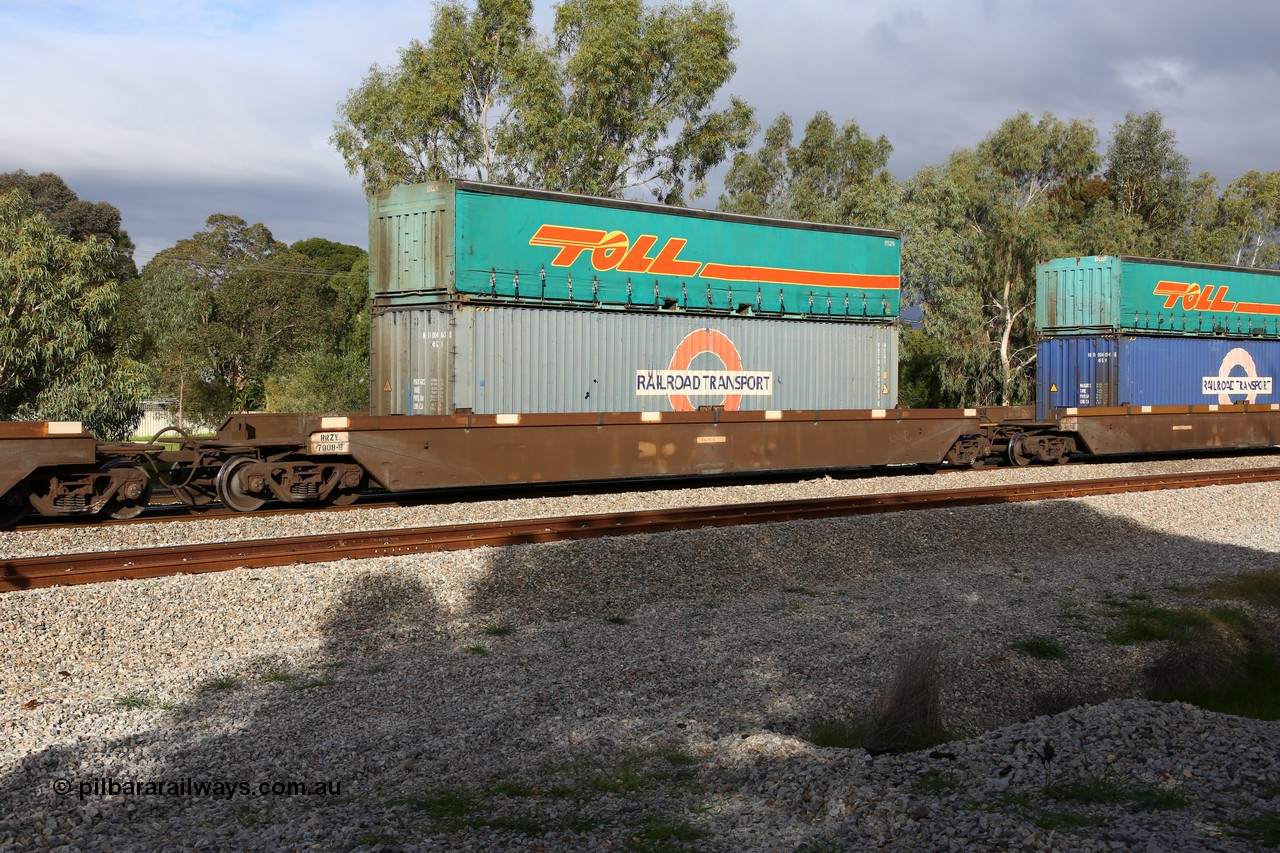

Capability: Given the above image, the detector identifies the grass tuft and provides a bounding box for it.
[1011,636,1069,659]
[1043,770,1186,810]
[1200,570,1280,609]
[809,640,949,754]
[481,623,515,637]
[1229,808,1280,847]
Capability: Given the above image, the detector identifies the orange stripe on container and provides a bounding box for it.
[1234,302,1280,315]
[700,263,899,290]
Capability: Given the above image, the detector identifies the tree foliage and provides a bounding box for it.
[1103,110,1191,255]
[0,170,137,280]
[0,189,147,439]
[908,112,1100,406]
[1220,170,1280,268]
[332,0,754,202]
[136,218,357,423]
[719,111,899,228]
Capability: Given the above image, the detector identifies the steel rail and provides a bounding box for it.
[3,467,1279,593]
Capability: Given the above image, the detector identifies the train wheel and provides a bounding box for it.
[328,470,365,506]
[215,455,267,513]
[166,462,217,509]
[172,484,217,509]
[104,461,153,520]
[1006,434,1031,467]
[329,489,361,506]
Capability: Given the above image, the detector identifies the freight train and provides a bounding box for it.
[2,180,1279,529]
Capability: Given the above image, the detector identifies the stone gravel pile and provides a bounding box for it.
[0,458,1278,851]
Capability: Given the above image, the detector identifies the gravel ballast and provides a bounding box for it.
[1,457,1278,851]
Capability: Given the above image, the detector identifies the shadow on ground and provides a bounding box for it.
[2,496,1277,850]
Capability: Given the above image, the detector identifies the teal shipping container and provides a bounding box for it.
[1037,255,1280,337]
[369,180,901,320]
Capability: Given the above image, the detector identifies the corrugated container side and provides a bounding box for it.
[370,179,902,320]
[371,302,897,415]
[368,183,456,297]
[1037,255,1280,337]
[1036,256,1120,333]
[1036,334,1280,419]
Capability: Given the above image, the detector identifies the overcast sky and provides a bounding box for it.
[4,0,1279,264]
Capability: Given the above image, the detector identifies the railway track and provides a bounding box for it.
[3,466,1278,593]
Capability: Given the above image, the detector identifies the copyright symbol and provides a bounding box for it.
[52,778,72,796]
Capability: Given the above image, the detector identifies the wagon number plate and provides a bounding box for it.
[310,431,350,454]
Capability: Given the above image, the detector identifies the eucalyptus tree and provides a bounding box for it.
[910,112,1100,406]
[0,170,137,280]
[140,216,345,421]
[1103,109,1190,256]
[332,0,754,203]
[719,111,898,228]
[0,189,147,438]
[1219,170,1280,268]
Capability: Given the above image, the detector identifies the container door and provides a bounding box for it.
[371,305,458,415]
[1037,336,1118,418]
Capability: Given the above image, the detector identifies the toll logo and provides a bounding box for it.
[1154,280,1280,316]
[1202,347,1273,404]
[530,224,899,291]
[635,329,772,412]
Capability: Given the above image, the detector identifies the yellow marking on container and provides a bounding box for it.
[45,421,82,435]
[1050,383,1058,392]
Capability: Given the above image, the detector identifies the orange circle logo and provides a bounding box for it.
[667,328,743,411]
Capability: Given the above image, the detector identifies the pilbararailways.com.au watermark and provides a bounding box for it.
[53,777,344,801]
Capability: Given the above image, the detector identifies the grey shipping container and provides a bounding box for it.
[371,301,897,415]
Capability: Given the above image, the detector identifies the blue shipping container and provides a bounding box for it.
[1036,335,1280,420]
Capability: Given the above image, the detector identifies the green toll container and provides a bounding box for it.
[369,180,901,321]
[1037,255,1280,338]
